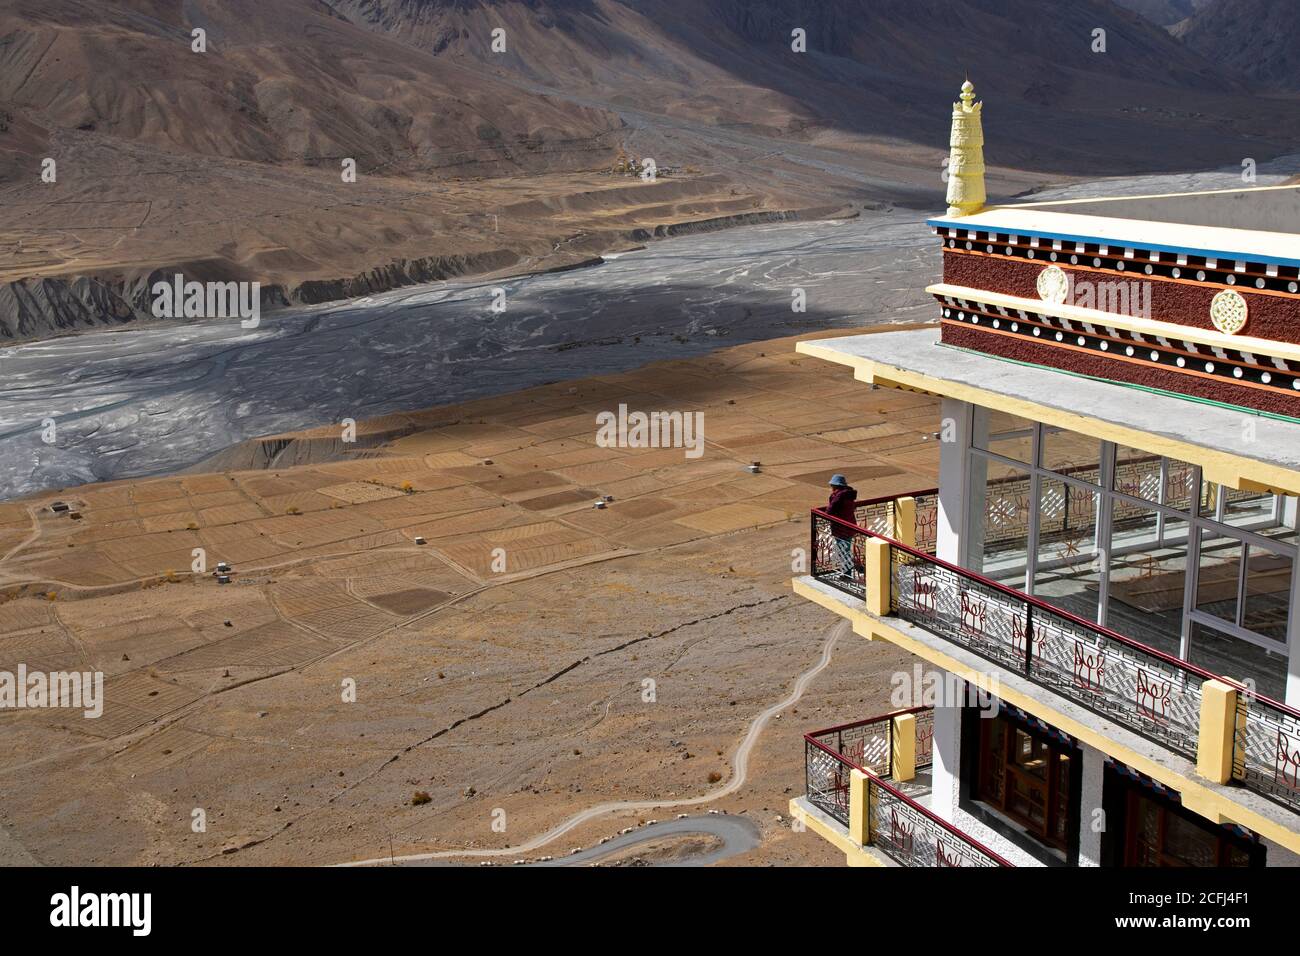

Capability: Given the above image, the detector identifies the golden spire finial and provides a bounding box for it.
[946,78,986,216]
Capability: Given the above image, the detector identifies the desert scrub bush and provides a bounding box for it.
[411,791,432,806]
[707,771,723,784]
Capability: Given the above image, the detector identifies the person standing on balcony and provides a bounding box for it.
[827,474,858,579]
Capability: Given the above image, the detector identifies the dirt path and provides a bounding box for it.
[336,618,848,867]
[518,814,761,868]
[0,504,42,573]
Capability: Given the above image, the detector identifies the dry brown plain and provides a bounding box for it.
[0,326,943,866]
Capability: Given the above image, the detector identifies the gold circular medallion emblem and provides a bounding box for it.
[1036,265,1070,305]
[1210,289,1248,335]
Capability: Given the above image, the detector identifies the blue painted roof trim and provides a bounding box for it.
[926,217,1300,271]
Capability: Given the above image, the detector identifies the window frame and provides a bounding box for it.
[964,413,1297,674]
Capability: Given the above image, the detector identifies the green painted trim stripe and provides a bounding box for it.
[936,343,1300,426]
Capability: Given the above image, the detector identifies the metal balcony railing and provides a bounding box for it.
[853,489,939,555]
[803,708,1009,868]
[805,707,934,787]
[808,495,1300,817]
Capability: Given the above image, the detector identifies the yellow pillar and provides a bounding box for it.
[892,713,917,782]
[893,496,916,548]
[863,538,892,617]
[1196,679,1239,785]
[849,768,870,846]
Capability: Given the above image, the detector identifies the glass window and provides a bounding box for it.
[1163,460,1198,512]
[1123,784,1254,867]
[1112,450,1197,511]
[975,712,1075,854]
[1012,728,1049,779]
[1195,529,1241,625]
[1277,495,1298,539]
[1034,478,1101,620]
[1222,490,1277,529]
[969,455,1031,586]
[964,432,1296,678]
[1131,793,1161,867]
[1255,494,1299,546]
[1198,479,1222,518]
[1107,503,1188,658]
[1040,426,1101,482]
[1113,445,1165,504]
[1187,621,1287,703]
[975,410,1034,464]
[1195,480,1274,525]
[1242,545,1291,641]
[1162,812,1219,868]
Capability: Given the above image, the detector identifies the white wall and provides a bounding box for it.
[937,397,974,567]
[930,677,963,822]
[1078,742,1105,867]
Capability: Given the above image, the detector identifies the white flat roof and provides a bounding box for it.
[930,185,1300,268]
[796,328,1300,494]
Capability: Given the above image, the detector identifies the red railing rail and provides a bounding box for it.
[805,705,934,780]
[849,489,940,555]
[855,489,939,507]
[803,705,932,738]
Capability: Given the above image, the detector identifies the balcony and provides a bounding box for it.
[806,494,1300,823]
[795,708,1012,867]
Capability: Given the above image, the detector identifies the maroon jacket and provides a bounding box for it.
[826,486,858,539]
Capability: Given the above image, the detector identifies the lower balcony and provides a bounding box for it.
[800,493,1300,852]
[791,708,1014,868]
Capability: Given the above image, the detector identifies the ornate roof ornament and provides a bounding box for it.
[946,79,986,217]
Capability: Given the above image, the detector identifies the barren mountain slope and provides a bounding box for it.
[0,0,619,168]
[3,0,1300,342]
[1113,0,1211,28]
[1176,0,1300,91]
[326,0,1282,171]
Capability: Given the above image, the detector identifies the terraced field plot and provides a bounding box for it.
[0,328,940,866]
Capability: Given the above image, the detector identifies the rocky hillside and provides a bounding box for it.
[327,0,1249,161]
[1113,0,1211,27]
[0,0,621,172]
[1176,0,1300,90]
[3,0,1299,344]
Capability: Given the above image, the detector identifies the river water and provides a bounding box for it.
[2,158,1296,499]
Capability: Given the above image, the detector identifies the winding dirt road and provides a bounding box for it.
[337,618,849,867]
